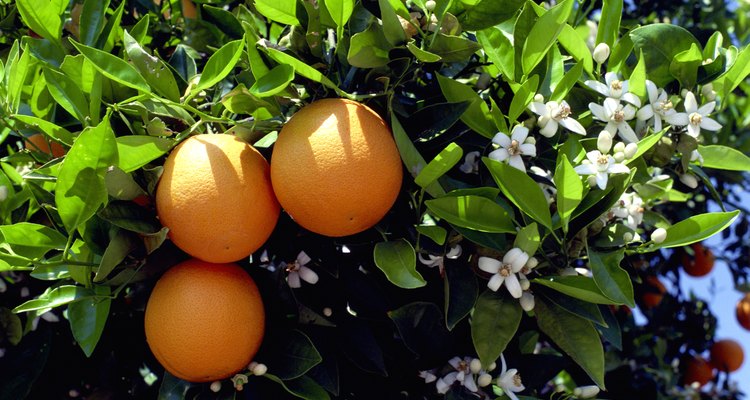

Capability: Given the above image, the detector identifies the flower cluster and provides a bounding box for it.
[420,354,524,399]
[478,249,538,311]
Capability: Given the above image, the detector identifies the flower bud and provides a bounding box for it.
[526,257,539,270]
[520,292,535,311]
[681,88,689,98]
[446,244,462,258]
[587,175,598,188]
[425,0,437,12]
[475,73,491,90]
[574,385,601,399]
[524,136,536,145]
[623,232,634,242]
[478,373,493,387]
[650,228,667,244]
[488,362,496,371]
[690,149,703,165]
[597,131,613,154]
[251,363,268,376]
[210,381,222,393]
[679,173,699,189]
[323,307,333,317]
[613,141,626,153]
[0,185,7,202]
[469,358,482,374]
[624,143,638,159]
[519,274,530,291]
[232,374,249,391]
[613,151,625,163]
[593,43,610,64]
[533,93,545,103]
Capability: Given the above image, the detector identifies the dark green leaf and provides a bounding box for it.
[250,64,295,97]
[263,330,323,380]
[94,229,136,282]
[158,372,193,400]
[389,302,454,356]
[630,24,701,87]
[598,304,622,350]
[416,225,447,245]
[348,23,391,68]
[261,46,344,95]
[537,289,606,327]
[391,112,445,197]
[425,195,515,233]
[445,262,478,330]
[97,201,161,234]
[415,143,463,189]
[456,0,525,31]
[202,5,244,39]
[587,246,635,307]
[123,31,181,101]
[471,290,522,368]
[410,102,471,141]
[264,374,331,400]
[379,0,406,45]
[522,0,574,75]
[669,43,703,88]
[532,276,621,305]
[373,239,426,289]
[595,0,622,48]
[0,307,23,345]
[436,74,496,138]
[79,0,110,47]
[484,158,552,230]
[43,67,89,122]
[68,285,110,357]
[428,34,481,63]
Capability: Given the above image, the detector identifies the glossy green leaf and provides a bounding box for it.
[484,158,552,230]
[79,0,110,47]
[630,24,701,87]
[626,129,666,164]
[13,285,93,313]
[60,54,97,94]
[373,239,426,289]
[550,62,583,103]
[261,46,344,95]
[24,36,65,67]
[436,74,495,138]
[263,330,323,380]
[265,374,331,400]
[669,43,703,88]
[407,42,442,63]
[97,201,162,235]
[522,0,574,75]
[595,0,622,48]
[16,0,64,43]
[255,0,300,25]
[116,136,173,173]
[68,285,110,357]
[425,195,515,233]
[123,31,180,101]
[391,112,445,197]
[535,298,606,389]
[477,27,515,79]
[95,0,125,52]
[43,67,89,122]
[555,154,583,232]
[538,290,607,327]
[348,23,391,68]
[653,211,739,249]
[379,0,407,45]
[0,223,67,259]
[532,276,621,305]
[445,261,478,330]
[250,64,294,97]
[56,116,118,232]
[557,24,593,75]
[192,39,244,94]
[429,34,481,63]
[471,290,522,368]
[12,115,74,146]
[415,143,463,189]
[416,225,447,245]
[129,14,149,43]
[598,304,623,350]
[325,0,355,32]
[70,40,150,93]
[94,230,136,282]
[717,44,750,95]
[513,223,540,255]
[587,246,635,308]
[202,5,244,39]
[456,0,525,31]
[508,75,539,124]
[629,50,647,98]
[698,145,750,171]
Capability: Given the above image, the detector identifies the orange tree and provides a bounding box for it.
[1,0,750,399]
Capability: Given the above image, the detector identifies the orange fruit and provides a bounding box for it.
[156,134,279,263]
[709,339,744,372]
[681,243,715,277]
[641,276,666,309]
[24,134,66,158]
[737,294,750,331]
[182,0,197,19]
[682,356,714,387]
[144,259,265,382]
[270,98,402,237]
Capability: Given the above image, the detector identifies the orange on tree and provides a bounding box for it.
[144,258,265,382]
[270,98,403,237]
[24,134,66,158]
[709,339,745,372]
[737,294,750,331]
[641,275,667,309]
[156,133,279,263]
[682,356,714,387]
[681,242,715,277]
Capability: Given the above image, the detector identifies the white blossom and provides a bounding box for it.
[589,98,639,143]
[636,80,679,132]
[668,91,722,138]
[520,292,535,311]
[593,43,610,64]
[679,173,699,189]
[489,126,536,172]
[573,385,601,399]
[574,149,630,190]
[585,72,641,106]
[284,251,318,288]
[497,354,525,400]
[610,192,644,230]
[419,370,437,383]
[459,151,481,174]
[477,248,529,298]
[528,100,586,137]
[436,357,480,394]
[418,245,462,274]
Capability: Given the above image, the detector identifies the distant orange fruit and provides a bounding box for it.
[681,243,715,277]
[682,356,714,387]
[144,259,265,382]
[709,339,744,372]
[641,276,666,309]
[24,134,66,158]
[270,98,403,237]
[156,134,279,263]
[737,294,750,331]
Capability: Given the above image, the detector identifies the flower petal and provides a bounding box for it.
[637,105,654,121]
[489,148,510,162]
[492,132,511,148]
[607,163,630,174]
[698,101,716,115]
[585,80,609,96]
[509,252,529,273]
[595,172,608,190]
[621,92,642,108]
[478,257,502,273]
[520,143,537,157]
[505,273,522,298]
[559,118,586,135]
[448,357,462,369]
[298,266,319,284]
[463,375,478,392]
[539,120,559,137]
[622,104,637,120]
[508,155,526,172]
[687,123,700,138]
[589,102,607,121]
[700,117,722,131]
[665,112,689,126]
[511,126,530,142]
[684,91,698,113]
[645,80,658,103]
[528,101,548,116]
[487,273,506,292]
[297,251,312,265]
[574,164,597,176]
[287,271,301,288]
[617,122,639,143]
[603,98,619,116]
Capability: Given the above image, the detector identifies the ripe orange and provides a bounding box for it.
[270,98,403,237]
[24,134,66,158]
[156,134,279,263]
[641,276,666,309]
[144,259,265,382]
[681,243,715,277]
[737,294,750,331]
[709,339,744,373]
[682,356,714,387]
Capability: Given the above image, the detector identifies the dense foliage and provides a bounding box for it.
[1,0,750,399]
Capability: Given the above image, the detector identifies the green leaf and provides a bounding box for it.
[324,0,355,33]
[477,27,515,79]
[347,23,391,68]
[16,0,64,43]
[717,44,750,95]
[537,290,607,327]
[264,374,331,400]
[24,36,65,67]
[255,0,300,26]
[535,298,606,389]
[653,211,739,249]
[513,223,540,255]
[436,74,496,138]
[557,25,593,75]
[379,0,407,45]
[555,154,583,232]
[79,0,110,47]
[629,50,647,98]
[98,201,162,235]
[13,115,74,146]
[0,308,23,345]
[407,41,442,63]
[416,225,447,245]
[373,240,426,289]
[587,246,635,308]
[532,276,621,305]
[595,0,622,48]
[68,285,110,357]
[94,229,136,282]
[445,261,478,330]
[669,43,703,88]
[425,195,515,233]
[390,302,454,356]
[391,112,445,197]
[95,0,125,52]
[471,290,522,368]
[263,330,323,380]
[13,285,93,313]
[597,304,622,350]
[0,223,67,259]
[522,0,574,75]
[428,34,481,63]
[43,67,89,122]
[123,31,180,101]
[56,116,118,232]
[626,129,666,164]
[70,39,150,93]
[250,64,295,97]
[116,136,173,173]
[192,39,244,95]
[697,145,750,171]
[456,0,525,31]
[415,143,463,189]
[550,62,583,103]
[202,5,244,39]
[508,74,539,124]
[630,24,701,87]
[129,14,150,43]
[261,46,344,95]
[483,158,553,230]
